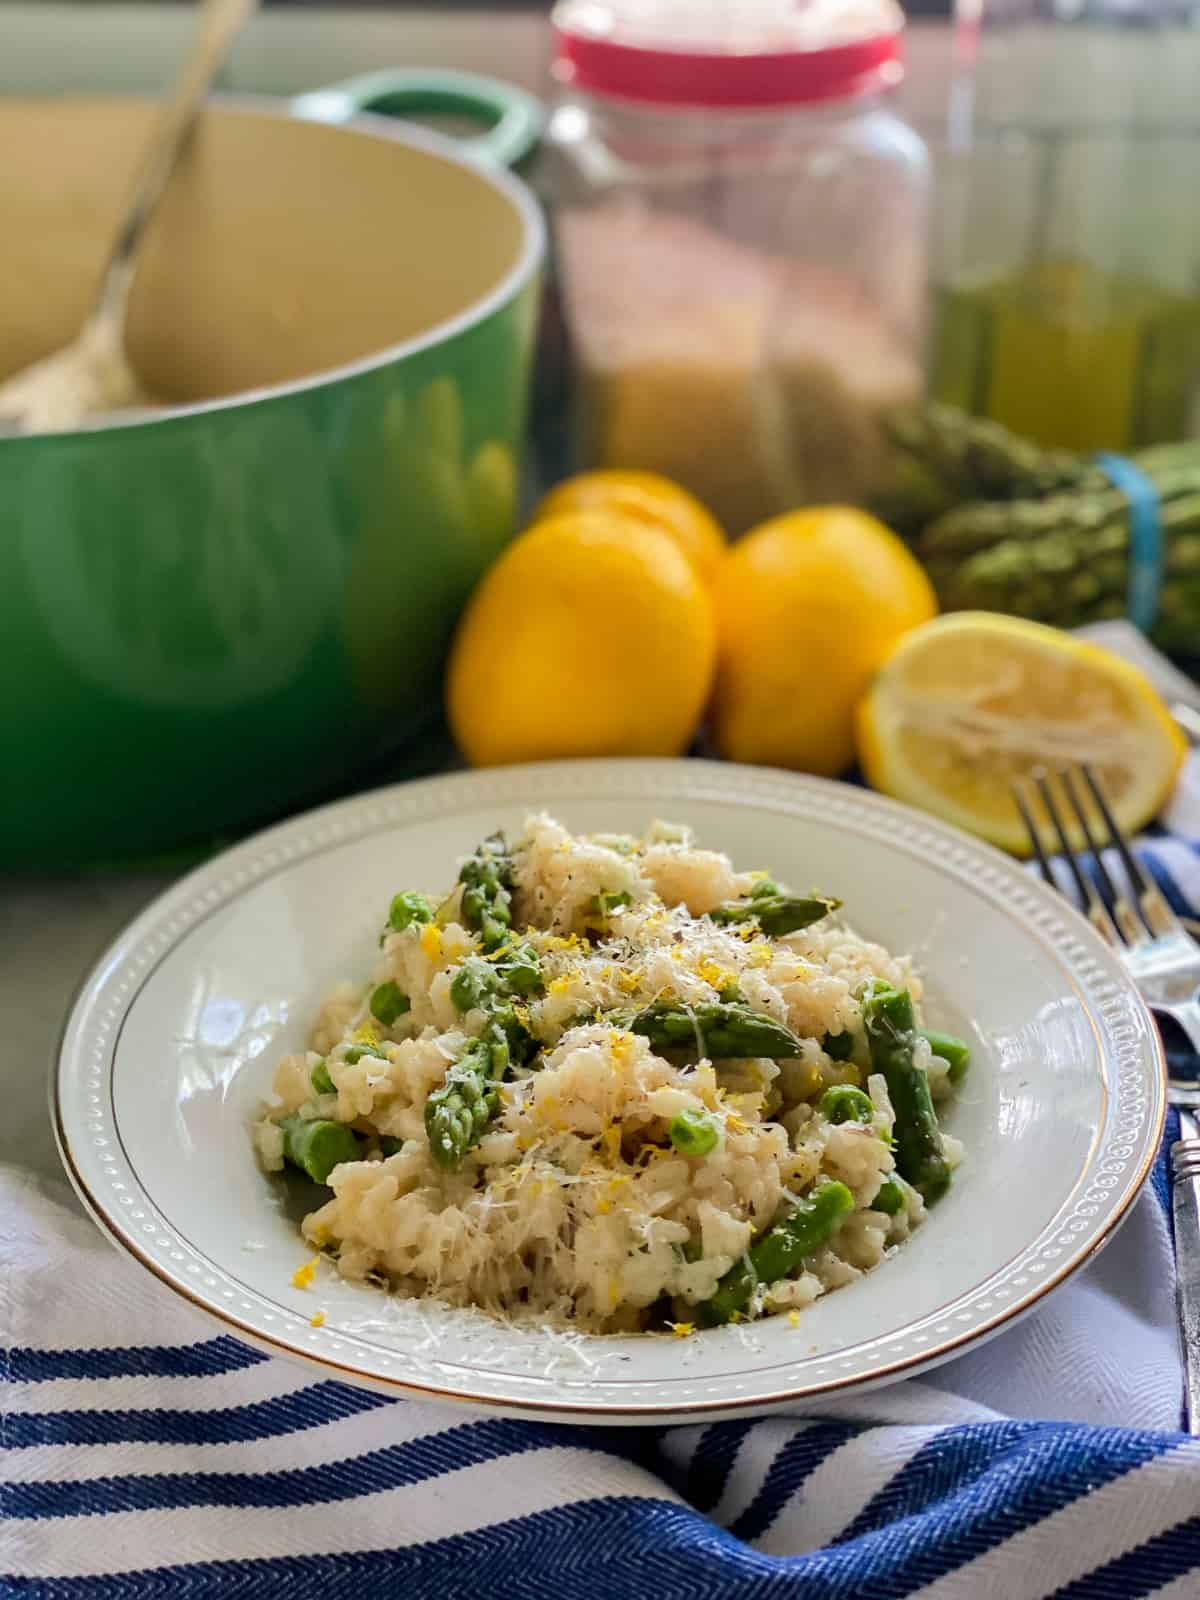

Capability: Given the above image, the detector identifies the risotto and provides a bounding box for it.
[256,814,967,1332]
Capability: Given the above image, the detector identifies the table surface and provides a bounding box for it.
[4,725,462,1197]
[5,875,169,1191]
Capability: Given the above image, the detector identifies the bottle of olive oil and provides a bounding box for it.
[933,2,1200,452]
[933,257,1200,451]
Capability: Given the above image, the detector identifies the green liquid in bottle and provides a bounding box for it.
[932,259,1200,452]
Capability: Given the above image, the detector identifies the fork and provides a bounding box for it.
[1013,763,1200,1433]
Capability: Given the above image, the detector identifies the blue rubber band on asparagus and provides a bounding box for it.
[1093,451,1163,633]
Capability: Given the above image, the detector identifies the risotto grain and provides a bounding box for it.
[256,814,966,1331]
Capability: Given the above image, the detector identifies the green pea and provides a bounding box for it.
[310,1059,335,1095]
[818,1085,875,1125]
[387,892,432,932]
[873,1178,906,1215]
[591,890,633,917]
[669,1107,719,1157]
[822,1030,855,1062]
[501,944,542,996]
[751,877,780,899]
[370,981,410,1026]
[343,1044,387,1065]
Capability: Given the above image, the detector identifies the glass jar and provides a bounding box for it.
[540,0,930,534]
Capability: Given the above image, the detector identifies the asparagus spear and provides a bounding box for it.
[695,1181,854,1326]
[862,982,951,1203]
[629,999,804,1061]
[434,938,542,1166]
[280,1116,361,1185]
[450,944,542,1013]
[711,891,840,937]
[457,832,515,951]
[425,1021,513,1170]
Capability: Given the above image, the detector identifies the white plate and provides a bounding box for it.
[55,760,1166,1423]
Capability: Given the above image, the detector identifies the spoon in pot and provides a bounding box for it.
[0,0,257,435]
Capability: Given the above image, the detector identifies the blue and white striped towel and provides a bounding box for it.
[5,762,1200,1598]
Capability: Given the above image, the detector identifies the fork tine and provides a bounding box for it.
[1012,780,1058,891]
[1035,771,1123,945]
[1059,768,1144,946]
[1080,763,1181,938]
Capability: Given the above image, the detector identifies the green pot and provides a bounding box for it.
[0,73,544,869]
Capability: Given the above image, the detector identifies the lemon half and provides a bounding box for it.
[857,613,1186,854]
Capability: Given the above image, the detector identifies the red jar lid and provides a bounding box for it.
[552,0,905,110]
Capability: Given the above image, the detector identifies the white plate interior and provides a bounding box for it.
[57,762,1164,1419]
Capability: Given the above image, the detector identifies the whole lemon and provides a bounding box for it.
[534,469,726,585]
[712,507,936,775]
[447,511,716,766]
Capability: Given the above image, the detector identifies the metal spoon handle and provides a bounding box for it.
[95,0,258,325]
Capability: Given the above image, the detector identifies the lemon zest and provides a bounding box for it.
[291,1256,319,1290]
[697,958,735,989]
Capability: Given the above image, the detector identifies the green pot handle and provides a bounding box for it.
[291,68,543,170]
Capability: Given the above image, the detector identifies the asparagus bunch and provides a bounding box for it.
[873,402,1084,538]
[874,403,1200,654]
[913,459,1200,655]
